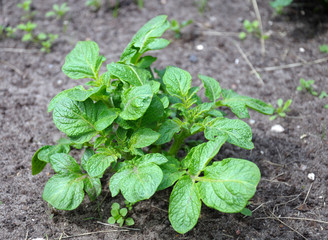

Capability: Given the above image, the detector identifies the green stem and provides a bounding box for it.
[168,128,190,156]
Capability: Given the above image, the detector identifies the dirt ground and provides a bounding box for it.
[1,0,328,239]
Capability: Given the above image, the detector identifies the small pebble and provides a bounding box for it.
[249,119,255,125]
[300,164,307,171]
[57,79,63,85]
[271,124,285,133]
[231,83,237,90]
[319,196,323,199]
[234,58,239,64]
[189,54,198,63]
[299,47,305,53]
[307,173,315,181]
[32,238,45,240]
[260,150,264,155]
[297,125,300,129]
[268,21,273,26]
[300,134,308,139]
[160,0,167,4]
[196,44,204,51]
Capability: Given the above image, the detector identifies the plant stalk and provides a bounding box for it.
[168,128,189,156]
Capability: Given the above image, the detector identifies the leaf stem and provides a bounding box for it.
[168,128,190,156]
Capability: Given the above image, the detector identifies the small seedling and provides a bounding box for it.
[270,0,293,14]
[136,0,143,9]
[46,3,70,20]
[196,0,208,14]
[325,104,328,109]
[108,203,135,226]
[85,0,102,11]
[5,27,17,38]
[40,33,58,53]
[17,0,37,21]
[270,98,292,120]
[319,91,328,99]
[239,20,269,40]
[17,21,37,42]
[319,44,328,53]
[170,19,193,38]
[297,78,318,96]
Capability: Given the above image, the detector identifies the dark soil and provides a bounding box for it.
[1,0,328,239]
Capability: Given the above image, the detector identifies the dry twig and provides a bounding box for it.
[0,60,24,76]
[252,0,265,55]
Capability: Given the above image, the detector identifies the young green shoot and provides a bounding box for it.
[17,0,37,20]
[239,20,269,40]
[270,0,293,14]
[108,203,135,227]
[270,98,292,120]
[46,3,70,20]
[319,44,328,53]
[85,0,102,11]
[297,78,318,96]
[170,19,193,38]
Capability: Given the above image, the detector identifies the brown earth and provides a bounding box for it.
[1,0,328,239]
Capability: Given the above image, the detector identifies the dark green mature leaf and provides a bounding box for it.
[154,119,181,145]
[43,173,85,210]
[85,153,116,178]
[107,62,151,86]
[136,56,157,68]
[204,118,254,150]
[220,89,274,118]
[130,128,160,149]
[48,86,82,112]
[199,74,221,102]
[62,41,105,80]
[83,176,101,201]
[158,157,185,190]
[120,84,153,120]
[169,175,201,234]
[81,148,95,170]
[32,146,49,175]
[53,98,110,143]
[197,158,261,213]
[141,96,164,127]
[120,15,170,64]
[182,136,227,176]
[49,153,81,174]
[163,66,191,99]
[109,154,167,203]
[94,108,119,131]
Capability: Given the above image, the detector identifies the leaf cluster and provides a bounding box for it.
[170,19,193,39]
[107,202,135,226]
[32,15,275,234]
[46,3,70,20]
[17,0,37,21]
[239,20,269,40]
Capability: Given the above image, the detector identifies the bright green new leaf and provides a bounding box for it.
[107,62,151,86]
[38,144,70,163]
[135,153,168,166]
[120,84,153,120]
[163,66,191,99]
[182,136,227,176]
[169,175,201,234]
[42,173,85,210]
[62,41,106,80]
[154,119,181,145]
[83,176,101,201]
[48,86,84,112]
[205,118,254,150]
[130,128,160,149]
[199,74,221,102]
[66,85,107,102]
[120,15,170,63]
[197,158,261,213]
[94,108,119,131]
[190,102,214,118]
[220,89,274,118]
[85,153,116,178]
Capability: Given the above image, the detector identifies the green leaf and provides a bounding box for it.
[136,56,157,68]
[81,148,95,170]
[169,175,201,234]
[48,86,84,112]
[112,202,120,210]
[62,41,105,80]
[94,108,119,131]
[141,96,164,127]
[66,85,107,102]
[120,208,128,217]
[199,74,221,102]
[108,216,116,224]
[83,176,101,201]
[163,66,191,99]
[190,102,214,118]
[32,146,49,175]
[220,89,274,118]
[49,153,81,174]
[197,158,261,213]
[130,128,160,149]
[240,207,252,216]
[109,155,166,202]
[120,15,170,64]
[53,98,107,143]
[154,119,181,145]
[42,173,84,210]
[158,157,185,190]
[85,153,116,178]
[120,84,153,120]
[38,144,70,163]
[107,62,151,86]
[182,136,227,175]
[204,118,254,150]
[125,217,135,226]
[319,44,328,53]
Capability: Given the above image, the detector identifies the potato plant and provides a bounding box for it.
[32,15,274,234]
